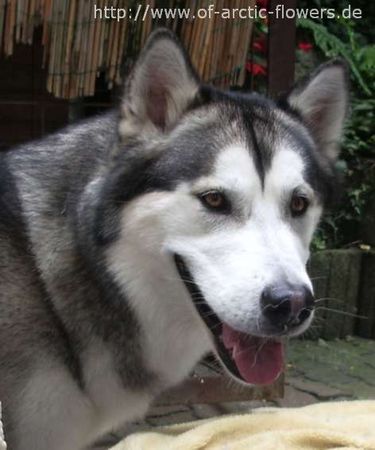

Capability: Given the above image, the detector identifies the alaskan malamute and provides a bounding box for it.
[0,28,348,449]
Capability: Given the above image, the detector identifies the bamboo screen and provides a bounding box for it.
[0,0,255,99]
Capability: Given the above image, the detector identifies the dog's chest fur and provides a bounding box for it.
[17,350,151,450]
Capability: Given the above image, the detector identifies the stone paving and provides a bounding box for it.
[285,337,375,401]
[145,337,375,421]
[93,337,375,448]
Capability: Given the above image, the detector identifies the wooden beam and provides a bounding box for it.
[267,0,297,97]
[156,361,284,406]
[156,374,284,405]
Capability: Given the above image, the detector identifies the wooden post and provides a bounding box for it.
[267,0,297,97]
[357,251,375,339]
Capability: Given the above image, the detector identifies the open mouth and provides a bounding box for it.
[174,254,284,386]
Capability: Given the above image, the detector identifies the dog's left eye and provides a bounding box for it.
[198,191,230,213]
[290,194,309,217]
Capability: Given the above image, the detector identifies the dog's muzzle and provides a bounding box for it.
[174,254,286,386]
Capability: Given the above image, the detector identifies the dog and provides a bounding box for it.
[0,28,348,450]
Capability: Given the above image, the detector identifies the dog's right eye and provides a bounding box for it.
[198,191,231,214]
[290,193,309,217]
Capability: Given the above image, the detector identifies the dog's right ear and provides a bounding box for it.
[118,28,200,140]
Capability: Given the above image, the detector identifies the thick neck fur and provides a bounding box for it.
[6,113,158,394]
[6,112,210,399]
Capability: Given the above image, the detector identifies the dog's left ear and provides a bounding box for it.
[284,60,349,162]
[118,28,199,140]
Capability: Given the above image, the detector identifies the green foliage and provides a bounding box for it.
[296,2,375,249]
[297,18,373,95]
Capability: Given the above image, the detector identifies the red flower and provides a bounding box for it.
[246,61,267,76]
[298,42,313,52]
[253,37,267,53]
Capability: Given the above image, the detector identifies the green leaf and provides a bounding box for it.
[297,18,372,95]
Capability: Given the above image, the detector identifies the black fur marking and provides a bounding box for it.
[198,86,277,184]
[40,290,85,391]
[93,126,221,245]
[282,122,339,206]
[247,118,266,188]
[93,152,158,245]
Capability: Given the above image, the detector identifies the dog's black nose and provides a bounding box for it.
[261,284,314,329]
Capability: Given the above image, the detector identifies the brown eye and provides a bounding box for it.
[291,194,309,217]
[199,191,230,213]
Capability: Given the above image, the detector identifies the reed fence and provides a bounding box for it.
[0,0,255,98]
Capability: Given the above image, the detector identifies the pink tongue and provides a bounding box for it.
[222,324,284,385]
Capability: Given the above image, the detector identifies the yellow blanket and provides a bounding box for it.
[111,401,375,450]
[0,403,5,450]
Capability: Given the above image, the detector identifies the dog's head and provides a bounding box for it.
[93,29,348,385]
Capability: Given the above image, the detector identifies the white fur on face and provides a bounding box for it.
[106,143,322,384]
[105,192,213,387]
[166,144,321,336]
